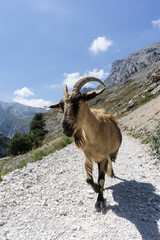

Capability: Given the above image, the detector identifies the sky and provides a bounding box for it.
[0,0,160,108]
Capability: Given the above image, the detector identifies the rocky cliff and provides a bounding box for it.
[99,42,160,88]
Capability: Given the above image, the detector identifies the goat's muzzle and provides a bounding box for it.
[62,120,74,137]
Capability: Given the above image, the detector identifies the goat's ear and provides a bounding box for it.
[85,87,106,101]
[44,101,61,109]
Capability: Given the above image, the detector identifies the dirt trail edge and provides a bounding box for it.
[0,135,160,240]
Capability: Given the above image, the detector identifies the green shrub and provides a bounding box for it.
[151,122,160,160]
[7,113,48,156]
[30,113,45,131]
[7,133,34,156]
[29,113,47,147]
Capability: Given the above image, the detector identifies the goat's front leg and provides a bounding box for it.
[85,158,99,193]
[95,162,106,212]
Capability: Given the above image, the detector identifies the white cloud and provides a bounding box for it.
[89,36,113,54]
[63,68,108,89]
[13,96,51,108]
[13,86,51,108]
[63,72,81,88]
[85,68,109,79]
[151,19,160,28]
[14,87,34,97]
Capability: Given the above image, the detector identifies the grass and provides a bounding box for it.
[128,129,151,144]
[128,122,160,162]
[0,136,74,181]
[150,121,160,161]
[43,131,63,144]
[128,129,142,139]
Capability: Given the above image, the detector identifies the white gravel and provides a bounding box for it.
[0,135,160,240]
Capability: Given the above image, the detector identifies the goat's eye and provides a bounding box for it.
[75,94,83,104]
[79,99,83,104]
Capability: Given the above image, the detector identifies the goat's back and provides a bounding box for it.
[91,109,118,124]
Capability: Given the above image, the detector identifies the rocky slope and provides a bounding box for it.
[0,101,46,138]
[120,94,160,134]
[98,42,160,89]
[0,135,159,240]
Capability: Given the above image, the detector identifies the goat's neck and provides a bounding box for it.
[82,107,99,141]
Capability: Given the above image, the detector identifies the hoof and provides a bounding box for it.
[95,200,106,213]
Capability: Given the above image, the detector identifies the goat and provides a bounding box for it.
[45,77,122,212]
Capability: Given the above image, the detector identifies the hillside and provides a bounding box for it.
[0,101,46,138]
[120,95,160,134]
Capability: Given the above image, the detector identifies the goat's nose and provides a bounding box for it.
[62,120,69,128]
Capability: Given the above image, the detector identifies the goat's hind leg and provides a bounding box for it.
[109,151,119,178]
[107,157,115,178]
[85,158,99,193]
[95,162,106,212]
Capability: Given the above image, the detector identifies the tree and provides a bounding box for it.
[29,113,47,147]
[7,133,34,156]
[7,113,48,156]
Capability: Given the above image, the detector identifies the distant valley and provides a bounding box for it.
[0,101,46,138]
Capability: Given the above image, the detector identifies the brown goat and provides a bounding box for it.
[46,77,122,212]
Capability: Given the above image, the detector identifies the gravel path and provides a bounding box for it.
[0,135,160,240]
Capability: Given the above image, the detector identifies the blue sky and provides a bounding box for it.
[0,0,160,107]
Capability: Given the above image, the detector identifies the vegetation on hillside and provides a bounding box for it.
[150,121,160,160]
[7,133,34,156]
[0,135,73,180]
[7,113,47,156]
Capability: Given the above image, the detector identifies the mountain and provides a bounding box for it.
[0,101,46,138]
[81,87,94,94]
[98,42,160,89]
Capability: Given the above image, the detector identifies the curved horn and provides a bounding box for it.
[73,76,106,92]
[64,84,68,95]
